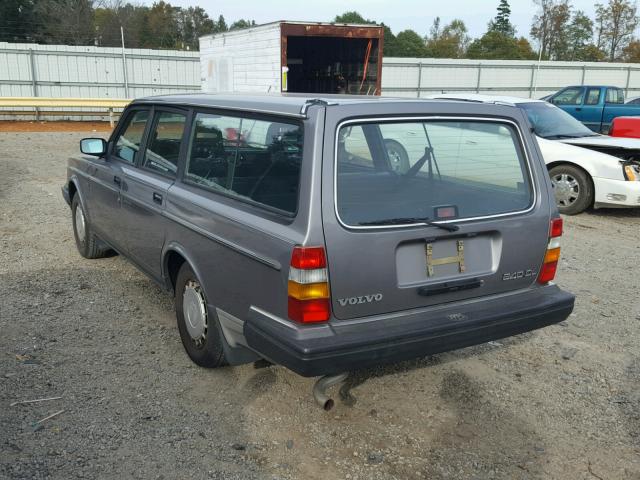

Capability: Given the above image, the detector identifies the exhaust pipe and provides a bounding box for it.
[312,373,348,411]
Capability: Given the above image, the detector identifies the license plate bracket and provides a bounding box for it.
[425,240,466,277]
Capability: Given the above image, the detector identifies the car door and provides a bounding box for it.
[120,107,189,278]
[551,86,585,120]
[88,108,151,250]
[577,87,602,131]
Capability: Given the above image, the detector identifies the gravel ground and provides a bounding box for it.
[1,130,640,480]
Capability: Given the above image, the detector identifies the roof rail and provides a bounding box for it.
[300,98,338,115]
[435,96,516,107]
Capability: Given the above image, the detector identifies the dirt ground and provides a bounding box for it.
[1,128,640,480]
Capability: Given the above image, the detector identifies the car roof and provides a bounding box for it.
[428,93,545,106]
[133,92,465,118]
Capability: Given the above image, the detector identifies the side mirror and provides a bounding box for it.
[80,138,107,156]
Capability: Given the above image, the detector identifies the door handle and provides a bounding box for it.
[152,192,163,204]
[576,107,582,111]
[113,175,122,186]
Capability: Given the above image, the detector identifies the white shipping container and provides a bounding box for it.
[199,21,384,95]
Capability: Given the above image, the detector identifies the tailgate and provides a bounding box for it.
[321,110,550,320]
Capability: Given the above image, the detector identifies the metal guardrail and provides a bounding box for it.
[0,97,131,126]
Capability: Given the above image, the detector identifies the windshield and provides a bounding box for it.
[336,119,533,226]
[519,102,596,139]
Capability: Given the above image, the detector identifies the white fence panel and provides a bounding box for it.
[381,58,640,100]
[0,42,200,120]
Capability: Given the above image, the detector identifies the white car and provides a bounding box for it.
[428,94,640,215]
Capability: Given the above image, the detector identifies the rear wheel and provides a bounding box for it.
[175,263,227,368]
[549,165,593,215]
[71,195,109,259]
[384,139,410,173]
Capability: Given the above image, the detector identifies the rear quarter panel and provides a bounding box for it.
[163,107,326,322]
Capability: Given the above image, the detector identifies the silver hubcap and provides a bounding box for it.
[183,280,207,345]
[387,148,404,171]
[75,205,86,242]
[551,173,580,206]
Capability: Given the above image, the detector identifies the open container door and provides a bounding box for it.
[281,23,383,95]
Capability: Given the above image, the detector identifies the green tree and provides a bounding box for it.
[229,19,256,30]
[177,6,215,49]
[426,19,470,58]
[393,29,429,57]
[0,0,37,42]
[489,0,516,36]
[215,14,228,33]
[428,17,441,41]
[34,0,95,45]
[581,43,607,61]
[467,31,536,59]
[623,38,640,61]
[567,10,596,60]
[146,1,180,49]
[94,2,152,48]
[546,1,571,60]
[334,11,375,24]
[596,0,639,61]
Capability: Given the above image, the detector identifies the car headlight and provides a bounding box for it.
[623,164,640,181]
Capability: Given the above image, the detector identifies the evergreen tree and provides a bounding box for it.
[490,0,516,37]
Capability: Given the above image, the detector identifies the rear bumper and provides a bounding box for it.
[244,284,575,377]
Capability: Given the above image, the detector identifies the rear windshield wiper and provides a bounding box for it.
[358,217,459,232]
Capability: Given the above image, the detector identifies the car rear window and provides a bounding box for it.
[336,119,533,226]
[185,112,303,215]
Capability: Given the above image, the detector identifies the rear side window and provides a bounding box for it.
[606,88,624,104]
[113,110,149,163]
[336,119,532,225]
[142,111,187,176]
[185,112,303,215]
[553,87,584,105]
[585,88,601,105]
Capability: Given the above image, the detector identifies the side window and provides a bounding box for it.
[606,88,624,104]
[142,111,187,176]
[553,87,584,105]
[186,112,303,214]
[113,110,149,163]
[585,88,601,105]
[185,113,242,190]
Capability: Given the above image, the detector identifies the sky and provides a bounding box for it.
[158,0,601,40]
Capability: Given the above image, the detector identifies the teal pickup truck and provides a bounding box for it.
[547,85,640,133]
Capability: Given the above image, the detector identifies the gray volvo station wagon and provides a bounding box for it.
[63,94,574,407]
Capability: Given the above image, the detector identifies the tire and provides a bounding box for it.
[71,195,109,259]
[548,164,594,215]
[384,139,410,173]
[175,263,227,368]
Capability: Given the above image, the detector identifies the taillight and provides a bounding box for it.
[288,246,330,323]
[538,217,562,284]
